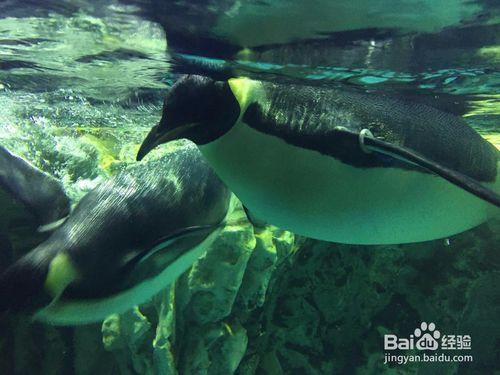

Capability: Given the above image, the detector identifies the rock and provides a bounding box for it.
[152,289,177,375]
[55,136,101,181]
[186,209,256,325]
[458,272,500,373]
[237,227,280,311]
[102,307,153,374]
[99,205,296,374]
[2,203,497,374]
[74,325,116,375]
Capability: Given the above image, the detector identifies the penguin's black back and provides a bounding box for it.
[242,81,498,182]
[47,144,230,297]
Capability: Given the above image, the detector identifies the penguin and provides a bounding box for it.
[0,144,231,325]
[0,146,70,263]
[129,0,485,59]
[137,75,500,245]
[0,145,70,233]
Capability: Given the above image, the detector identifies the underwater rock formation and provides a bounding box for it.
[98,218,498,374]
[96,214,499,374]
[458,271,500,372]
[1,203,498,374]
[100,205,296,374]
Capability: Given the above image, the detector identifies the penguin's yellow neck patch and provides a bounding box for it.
[45,253,79,298]
[228,77,262,112]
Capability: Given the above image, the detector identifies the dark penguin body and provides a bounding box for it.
[137,76,499,244]
[0,146,70,259]
[0,145,230,325]
[0,145,70,231]
[125,0,485,58]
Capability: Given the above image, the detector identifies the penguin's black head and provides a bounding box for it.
[137,75,240,161]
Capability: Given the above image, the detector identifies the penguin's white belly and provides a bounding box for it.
[200,121,493,244]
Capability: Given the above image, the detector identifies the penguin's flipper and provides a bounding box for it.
[37,217,68,233]
[136,224,217,265]
[118,224,219,289]
[360,133,500,207]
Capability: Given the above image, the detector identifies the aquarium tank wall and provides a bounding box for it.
[0,0,498,374]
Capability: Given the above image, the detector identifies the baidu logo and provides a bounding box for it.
[384,322,471,351]
[383,322,473,365]
[414,322,440,350]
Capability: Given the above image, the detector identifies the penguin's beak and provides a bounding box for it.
[137,124,186,161]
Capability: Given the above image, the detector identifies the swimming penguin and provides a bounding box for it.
[137,75,500,245]
[0,145,70,233]
[131,0,485,58]
[0,146,70,264]
[0,144,231,325]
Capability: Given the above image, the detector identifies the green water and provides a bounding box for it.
[0,4,168,201]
